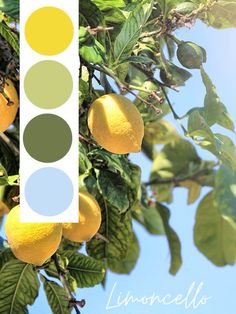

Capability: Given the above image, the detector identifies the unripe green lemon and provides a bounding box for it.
[177,41,206,69]
[88,94,144,154]
[5,205,62,266]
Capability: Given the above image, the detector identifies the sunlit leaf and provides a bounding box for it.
[194,191,236,266]
[114,0,153,64]
[214,165,236,222]
[157,203,182,275]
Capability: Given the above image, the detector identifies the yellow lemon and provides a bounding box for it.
[88,94,144,154]
[63,191,102,243]
[5,205,62,266]
[0,79,19,132]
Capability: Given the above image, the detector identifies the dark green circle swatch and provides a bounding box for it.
[23,114,72,162]
[24,61,73,109]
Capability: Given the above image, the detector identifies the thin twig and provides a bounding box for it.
[160,86,189,134]
[140,27,166,39]
[87,26,114,35]
[160,86,180,120]
[0,132,19,156]
[52,254,85,314]
[79,134,98,147]
[95,232,109,243]
[125,87,162,115]
[144,169,212,186]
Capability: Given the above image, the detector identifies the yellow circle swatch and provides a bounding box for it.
[25,7,74,56]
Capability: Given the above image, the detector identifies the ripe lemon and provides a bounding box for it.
[0,79,19,132]
[5,205,62,266]
[88,94,144,154]
[63,191,102,243]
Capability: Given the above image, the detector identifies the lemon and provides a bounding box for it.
[88,94,144,154]
[0,79,19,132]
[63,191,102,243]
[5,205,62,266]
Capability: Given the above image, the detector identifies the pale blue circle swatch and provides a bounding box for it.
[25,167,74,216]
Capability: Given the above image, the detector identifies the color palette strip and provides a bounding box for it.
[20,0,78,222]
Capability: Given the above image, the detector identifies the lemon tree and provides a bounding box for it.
[0,0,236,313]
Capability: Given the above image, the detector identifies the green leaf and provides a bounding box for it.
[216,104,235,131]
[150,138,201,202]
[114,0,153,64]
[86,199,133,261]
[141,139,157,161]
[80,35,106,64]
[200,67,234,130]
[194,191,236,266]
[0,22,19,55]
[79,142,92,175]
[214,165,236,222]
[187,109,218,150]
[79,79,90,107]
[59,238,83,252]
[91,0,126,11]
[0,0,19,19]
[88,150,141,210]
[40,275,71,314]
[63,251,105,288]
[212,134,236,170]
[205,1,236,29]
[127,55,154,64]
[80,0,104,28]
[0,248,15,270]
[157,203,182,275]
[160,61,192,86]
[88,149,131,179]
[158,0,183,17]
[165,35,176,60]
[103,8,127,25]
[0,164,8,186]
[188,110,236,169]
[179,180,201,205]
[109,232,140,274]
[0,260,40,314]
[114,62,129,82]
[144,119,179,144]
[152,182,174,203]
[128,64,149,88]
[133,203,165,235]
[98,170,129,213]
[171,2,198,15]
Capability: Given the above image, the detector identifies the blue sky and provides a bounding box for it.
[3,20,236,313]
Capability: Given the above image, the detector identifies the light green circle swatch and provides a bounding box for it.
[24,61,73,109]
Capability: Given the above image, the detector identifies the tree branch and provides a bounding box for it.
[144,168,214,187]
[52,254,85,314]
[0,132,19,156]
